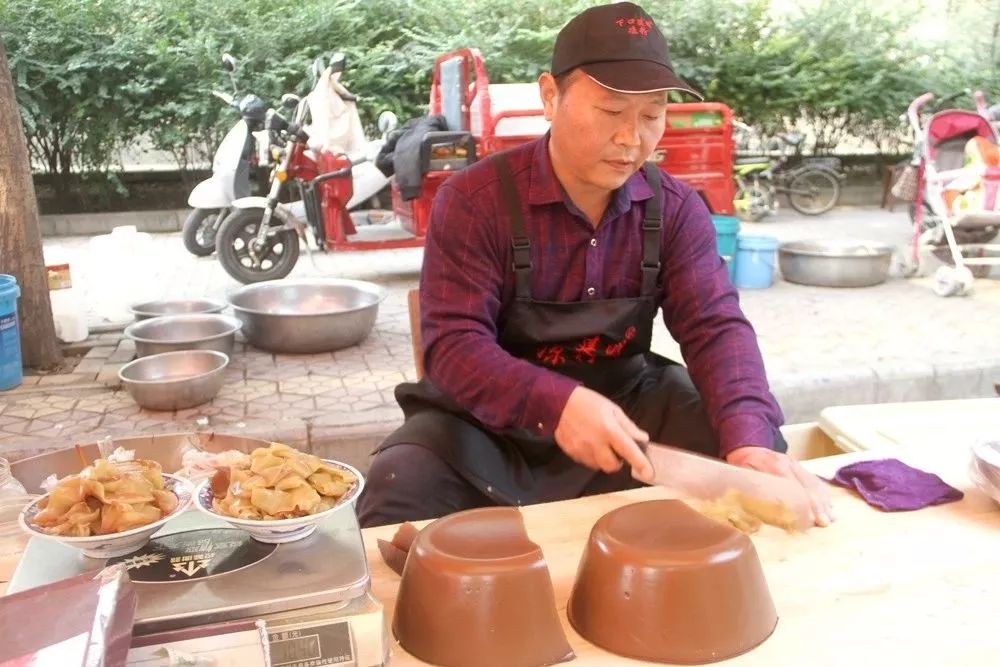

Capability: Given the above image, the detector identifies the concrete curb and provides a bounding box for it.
[5,361,997,474]
[772,358,1000,424]
[292,358,1000,471]
[40,209,189,237]
[38,181,890,238]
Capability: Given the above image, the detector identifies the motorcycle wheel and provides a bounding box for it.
[907,202,999,245]
[787,169,840,215]
[215,208,300,284]
[182,208,223,257]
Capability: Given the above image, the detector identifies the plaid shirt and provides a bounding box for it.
[419,135,783,456]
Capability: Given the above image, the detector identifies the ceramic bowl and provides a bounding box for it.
[568,499,778,664]
[18,474,194,559]
[393,506,574,667]
[970,439,1000,502]
[194,459,364,544]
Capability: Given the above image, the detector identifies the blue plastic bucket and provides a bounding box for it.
[734,235,779,289]
[0,275,23,390]
[711,215,740,282]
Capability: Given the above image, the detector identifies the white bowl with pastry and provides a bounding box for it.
[194,442,364,544]
[18,458,194,558]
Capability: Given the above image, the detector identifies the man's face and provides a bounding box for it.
[540,70,668,193]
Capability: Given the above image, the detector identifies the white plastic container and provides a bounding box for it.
[86,226,154,324]
[43,246,89,343]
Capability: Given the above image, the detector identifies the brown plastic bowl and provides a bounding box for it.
[392,507,574,667]
[568,499,777,664]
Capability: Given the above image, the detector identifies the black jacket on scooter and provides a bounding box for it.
[375,114,449,200]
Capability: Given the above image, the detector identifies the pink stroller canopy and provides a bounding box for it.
[928,110,995,149]
[926,110,997,170]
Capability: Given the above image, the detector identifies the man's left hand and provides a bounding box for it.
[725,446,834,527]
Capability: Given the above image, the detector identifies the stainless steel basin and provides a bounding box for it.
[227,279,387,354]
[118,350,229,411]
[124,313,242,357]
[129,298,227,321]
[778,240,894,288]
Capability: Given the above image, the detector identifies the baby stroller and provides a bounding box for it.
[901,91,1000,296]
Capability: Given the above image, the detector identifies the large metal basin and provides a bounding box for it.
[118,350,229,411]
[9,432,275,493]
[124,313,242,357]
[227,279,387,354]
[129,298,227,321]
[778,240,894,288]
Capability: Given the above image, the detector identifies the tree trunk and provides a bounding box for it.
[0,40,61,369]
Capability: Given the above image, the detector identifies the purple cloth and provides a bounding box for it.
[419,134,783,456]
[829,458,964,511]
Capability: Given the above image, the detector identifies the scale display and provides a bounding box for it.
[268,620,356,666]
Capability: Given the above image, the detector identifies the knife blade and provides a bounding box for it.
[635,442,814,530]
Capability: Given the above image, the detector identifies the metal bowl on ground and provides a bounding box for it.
[119,350,229,411]
[128,298,227,321]
[778,239,894,288]
[124,313,242,357]
[227,279,387,354]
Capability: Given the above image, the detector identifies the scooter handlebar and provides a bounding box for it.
[907,93,934,129]
[212,90,237,107]
[975,90,988,114]
[266,110,310,143]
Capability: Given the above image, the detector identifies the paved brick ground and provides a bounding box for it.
[3,206,998,471]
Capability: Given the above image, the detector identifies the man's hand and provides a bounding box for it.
[555,386,653,481]
[726,446,835,527]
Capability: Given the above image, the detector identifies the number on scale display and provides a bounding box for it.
[268,621,355,667]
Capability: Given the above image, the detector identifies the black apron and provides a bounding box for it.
[377,155,727,506]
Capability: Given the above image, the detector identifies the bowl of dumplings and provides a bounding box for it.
[18,458,194,559]
[194,442,364,544]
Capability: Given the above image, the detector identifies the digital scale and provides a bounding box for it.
[8,509,391,667]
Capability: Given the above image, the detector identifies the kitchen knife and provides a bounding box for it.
[635,442,814,530]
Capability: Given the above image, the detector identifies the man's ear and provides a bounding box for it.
[539,73,558,121]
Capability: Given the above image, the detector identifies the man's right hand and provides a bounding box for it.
[554,386,654,481]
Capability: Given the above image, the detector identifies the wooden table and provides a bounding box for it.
[361,444,1000,666]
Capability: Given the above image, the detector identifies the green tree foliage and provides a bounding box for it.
[1,0,993,191]
[2,0,146,197]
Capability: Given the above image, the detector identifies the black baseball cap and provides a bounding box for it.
[551,2,702,98]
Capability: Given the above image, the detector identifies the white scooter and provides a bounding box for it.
[183,54,271,257]
[185,54,391,257]
[214,54,398,283]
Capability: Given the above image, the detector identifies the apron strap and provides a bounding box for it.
[491,154,533,300]
[492,155,663,300]
[641,162,663,297]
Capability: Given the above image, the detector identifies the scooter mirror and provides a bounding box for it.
[295,98,312,126]
[311,57,325,85]
[377,111,399,135]
[329,52,346,74]
[281,94,301,110]
[221,54,237,73]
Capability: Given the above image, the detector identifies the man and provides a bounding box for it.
[356,1,833,528]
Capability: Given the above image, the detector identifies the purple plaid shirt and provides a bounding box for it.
[419,135,783,456]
